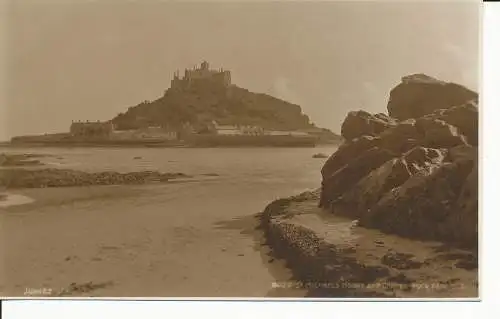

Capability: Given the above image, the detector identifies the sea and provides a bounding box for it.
[0,146,337,297]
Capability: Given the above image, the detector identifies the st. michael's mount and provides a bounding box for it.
[10,61,342,147]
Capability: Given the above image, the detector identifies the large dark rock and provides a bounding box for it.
[320,135,382,207]
[435,101,478,146]
[415,118,469,149]
[447,154,478,246]
[341,110,396,141]
[377,119,422,153]
[446,144,477,162]
[361,148,476,247]
[331,146,447,219]
[387,74,478,121]
[320,120,427,208]
[320,147,396,209]
[321,135,380,181]
[318,74,478,247]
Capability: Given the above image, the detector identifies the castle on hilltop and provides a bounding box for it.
[170,61,231,90]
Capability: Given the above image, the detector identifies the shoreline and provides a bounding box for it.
[259,191,478,298]
[0,143,339,149]
[2,136,342,149]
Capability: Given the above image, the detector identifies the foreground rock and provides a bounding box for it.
[321,147,396,208]
[321,136,380,184]
[361,147,476,244]
[425,101,479,146]
[0,168,190,189]
[341,110,397,141]
[259,193,478,297]
[319,74,478,248]
[331,146,449,220]
[387,74,478,121]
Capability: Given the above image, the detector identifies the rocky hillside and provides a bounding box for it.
[320,74,478,248]
[111,85,338,139]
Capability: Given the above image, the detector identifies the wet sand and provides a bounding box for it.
[0,193,35,208]
[0,146,336,297]
[0,181,306,297]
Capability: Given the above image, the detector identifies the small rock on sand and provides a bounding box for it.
[312,153,329,159]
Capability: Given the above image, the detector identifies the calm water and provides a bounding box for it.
[0,146,337,297]
[1,146,335,195]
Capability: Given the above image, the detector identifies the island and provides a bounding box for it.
[8,61,342,148]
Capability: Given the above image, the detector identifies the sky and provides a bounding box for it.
[0,0,480,140]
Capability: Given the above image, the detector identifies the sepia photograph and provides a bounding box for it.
[0,0,480,300]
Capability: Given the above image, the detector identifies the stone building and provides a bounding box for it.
[170,61,231,90]
[110,126,178,141]
[211,121,264,136]
[70,121,115,138]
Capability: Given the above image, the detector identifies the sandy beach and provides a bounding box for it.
[1,146,332,297]
[1,182,309,297]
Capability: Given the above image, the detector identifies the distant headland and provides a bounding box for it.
[9,61,342,148]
